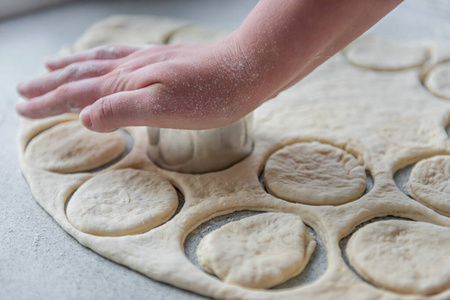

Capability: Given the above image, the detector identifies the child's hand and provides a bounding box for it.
[17,0,402,132]
[16,39,270,132]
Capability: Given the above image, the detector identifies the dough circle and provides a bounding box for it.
[425,61,450,100]
[346,38,428,71]
[407,155,450,216]
[72,15,188,51]
[196,213,316,289]
[264,142,366,205]
[347,220,450,295]
[25,121,125,173]
[66,168,178,236]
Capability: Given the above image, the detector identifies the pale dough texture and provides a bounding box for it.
[24,120,125,173]
[345,36,428,71]
[407,155,450,216]
[66,168,178,236]
[71,15,188,52]
[168,25,230,44]
[264,142,366,205]
[425,61,450,100]
[347,220,450,295]
[18,16,450,300]
[196,213,316,289]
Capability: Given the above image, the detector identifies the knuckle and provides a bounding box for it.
[108,68,134,93]
[54,84,69,99]
[53,85,79,111]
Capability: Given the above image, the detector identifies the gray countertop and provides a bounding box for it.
[1,1,449,299]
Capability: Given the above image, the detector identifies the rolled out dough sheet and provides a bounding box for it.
[18,16,450,300]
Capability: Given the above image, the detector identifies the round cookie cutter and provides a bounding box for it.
[147,113,254,174]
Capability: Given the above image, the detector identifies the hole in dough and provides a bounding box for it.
[344,219,450,295]
[24,121,127,173]
[194,213,316,289]
[424,61,450,100]
[66,168,179,236]
[346,37,428,71]
[264,142,367,205]
[406,155,450,216]
[393,163,415,195]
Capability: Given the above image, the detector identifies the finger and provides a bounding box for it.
[16,77,107,118]
[80,87,164,132]
[17,60,117,99]
[45,45,139,71]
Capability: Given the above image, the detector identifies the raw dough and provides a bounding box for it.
[66,168,178,236]
[168,25,230,44]
[347,220,450,295]
[425,61,450,100]
[71,15,189,52]
[406,155,450,216]
[18,16,450,300]
[24,120,125,173]
[196,213,316,289]
[264,142,366,205]
[346,36,428,70]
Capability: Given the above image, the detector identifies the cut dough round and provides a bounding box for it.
[347,220,450,295]
[407,155,450,215]
[346,38,428,71]
[25,121,125,173]
[196,213,316,289]
[425,61,450,100]
[66,168,178,236]
[72,15,188,51]
[264,142,366,205]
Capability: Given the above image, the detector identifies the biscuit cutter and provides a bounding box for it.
[147,113,254,173]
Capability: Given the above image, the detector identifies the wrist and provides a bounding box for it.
[220,28,283,105]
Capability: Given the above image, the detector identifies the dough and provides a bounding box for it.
[406,155,450,216]
[196,213,316,289]
[71,15,189,52]
[168,25,230,44]
[425,61,450,100]
[345,36,428,71]
[66,168,178,236]
[347,220,450,295]
[264,142,366,205]
[18,16,450,300]
[24,120,125,173]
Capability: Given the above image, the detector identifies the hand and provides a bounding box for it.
[17,0,401,133]
[16,39,269,132]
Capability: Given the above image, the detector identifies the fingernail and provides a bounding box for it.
[80,105,92,129]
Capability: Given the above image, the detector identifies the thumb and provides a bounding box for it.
[80,88,158,132]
